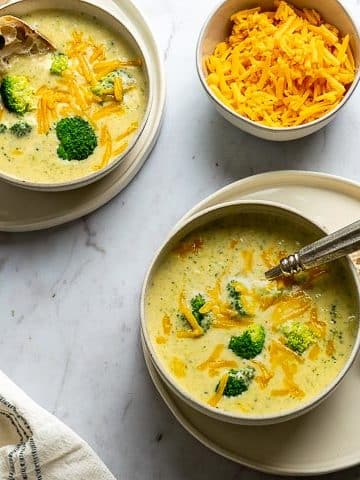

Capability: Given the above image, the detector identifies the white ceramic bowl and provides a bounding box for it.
[141,200,360,425]
[196,0,360,141]
[0,0,152,191]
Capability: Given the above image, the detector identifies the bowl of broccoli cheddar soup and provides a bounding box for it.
[142,201,360,425]
[0,0,150,190]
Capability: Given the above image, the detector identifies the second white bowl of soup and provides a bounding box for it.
[0,0,150,190]
[141,201,360,425]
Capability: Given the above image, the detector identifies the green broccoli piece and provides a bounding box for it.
[227,281,248,316]
[91,69,135,97]
[50,52,69,75]
[190,294,212,331]
[0,124,7,133]
[0,75,34,115]
[217,367,255,397]
[55,117,97,160]
[280,321,317,355]
[229,324,265,359]
[9,121,32,137]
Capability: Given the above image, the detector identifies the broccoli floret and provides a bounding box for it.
[91,69,135,97]
[0,124,7,133]
[0,75,34,115]
[217,367,255,397]
[227,281,248,316]
[229,324,265,359]
[50,52,69,75]
[177,294,212,332]
[280,321,317,355]
[9,121,32,137]
[190,294,206,324]
[190,294,212,331]
[55,117,97,160]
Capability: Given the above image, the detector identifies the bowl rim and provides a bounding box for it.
[141,199,360,424]
[0,0,153,190]
[196,0,360,134]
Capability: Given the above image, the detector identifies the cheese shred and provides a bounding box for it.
[208,373,229,407]
[205,1,356,127]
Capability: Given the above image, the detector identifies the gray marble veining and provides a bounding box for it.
[1,0,360,478]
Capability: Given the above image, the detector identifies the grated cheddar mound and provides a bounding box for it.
[205,1,356,127]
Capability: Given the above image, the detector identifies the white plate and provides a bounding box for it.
[143,170,360,476]
[0,0,165,232]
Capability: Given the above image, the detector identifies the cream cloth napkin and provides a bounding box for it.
[0,371,115,480]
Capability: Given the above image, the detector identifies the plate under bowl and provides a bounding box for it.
[141,170,360,475]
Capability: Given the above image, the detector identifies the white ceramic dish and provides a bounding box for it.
[142,170,360,475]
[0,0,154,191]
[196,0,360,141]
[141,198,360,425]
[0,0,165,230]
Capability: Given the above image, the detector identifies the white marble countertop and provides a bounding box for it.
[1,0,360,478]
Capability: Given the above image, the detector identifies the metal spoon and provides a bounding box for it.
[265,219,360,280]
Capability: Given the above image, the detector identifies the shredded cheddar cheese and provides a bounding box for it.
[241,250,254,273]
[174,237,203,257]
[326,339,336,357]
[177,291,204,338]
[309,343,320,361]
[170,357,187,378]
[91,104,124,121]
[198,344,225,370]
[208,373,229,407]
[93,58,142,78]
[197,344,237,376]
[99,125,112,168]
[114,77,124,102]
[201,279,241,324]
[90,44,106,63]
[112,142,128,157]
[272,290,312,329]
[116,121,139,142]
[11,148,23,156]
[77,53,96,85]
[33,29,141,169]
[205,1,356,127]
[156,336,167,344]
[162,314,172,335]
[251,360,274,389]
[307,306,327,338]
[261,247,287,269]
[269,340,305,398]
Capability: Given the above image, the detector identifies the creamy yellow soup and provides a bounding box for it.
[0,10,147,184]
[146,215,358,416]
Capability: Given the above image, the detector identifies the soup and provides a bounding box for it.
[0,10,147,184]
[146,214,358,416]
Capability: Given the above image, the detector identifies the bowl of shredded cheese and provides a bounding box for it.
[197,0,360,141]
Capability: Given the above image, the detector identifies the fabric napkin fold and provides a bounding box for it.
[0,371,115,480]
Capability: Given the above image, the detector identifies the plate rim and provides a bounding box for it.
[143,169,360,476]
[142,335,360,477]
[182,170,360,226]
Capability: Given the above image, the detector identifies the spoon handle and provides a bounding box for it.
[265,219,360,280]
